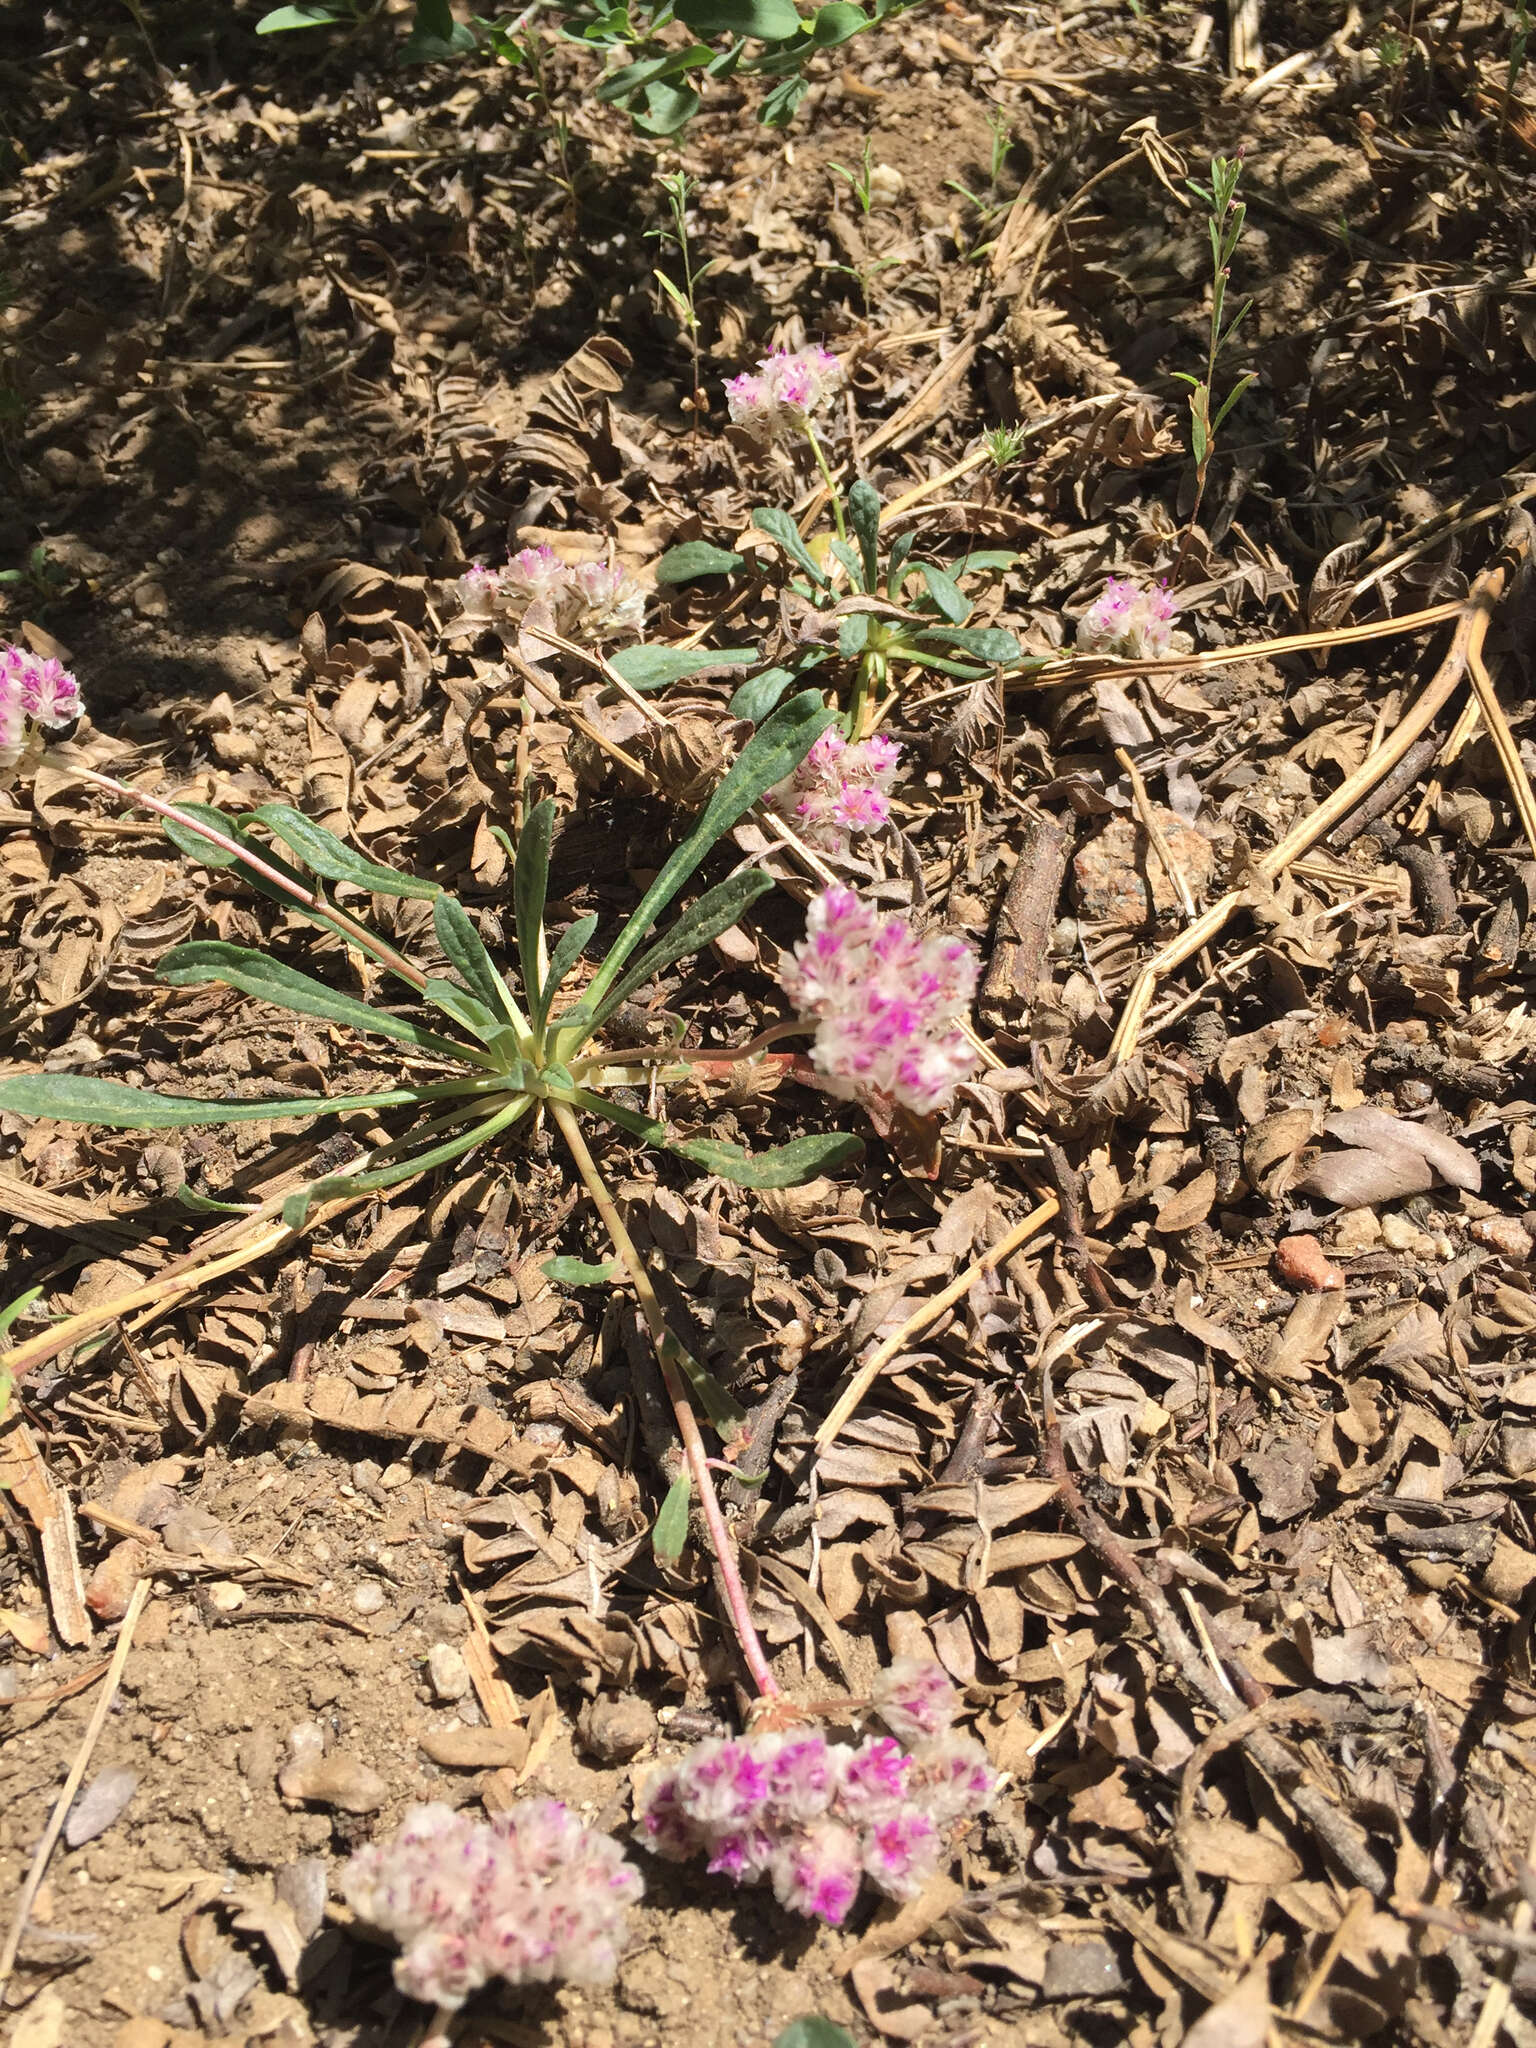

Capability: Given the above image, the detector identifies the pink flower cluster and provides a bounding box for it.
[341,1799,642,2012]
[456,545,646,643]
[1075,577,1179,660]
[636,1661,994,1927]
[725,346,842,443]
[780,886,979,1115]
[770,727,902,852]
[0,643,82,785]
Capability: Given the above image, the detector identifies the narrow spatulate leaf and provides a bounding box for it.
[160,803,311,907]
[0,1287,43,1343]
[421,976,512,1051]
[915,624,1022,664]
[654,541,746,584]
[668,1129,865,1186]
[241,804,441,899]
[159,804,409,980]
[542,1256,621,1285]
[728,666,796,721]
[651,1470,692,1566]
[918,563,970,623]
[0,1073,454,1129]
[158,942,488,1067]
[610,644,758,691]
[579,690,832,1015]
[433,894,516,1025]
[280,1098,529,1228]
[751,507,829,587]
[847,478,881,592]
[541,913,597,1023]
[556,870,774,1037]
[515,800,554,1030]
[577,1091,863,1188]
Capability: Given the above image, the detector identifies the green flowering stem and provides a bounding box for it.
[570,1019,810,1084]
[803,421,848,545]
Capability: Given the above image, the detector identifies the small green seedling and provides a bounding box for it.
[1171,153,1255,574]
[828,137,879,216]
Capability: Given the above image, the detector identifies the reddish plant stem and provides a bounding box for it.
[68,762,428,991]
[550,1101,778,1699]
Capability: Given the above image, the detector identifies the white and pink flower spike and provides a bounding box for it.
[1075,577,1179,660]
[780,886,980,1116]
[0,643,83,786]
[341,1799,641,2011]
[633,1673,993,1928]
[726,345,843,444]
[769,727,902,854]
[454,546,646,646]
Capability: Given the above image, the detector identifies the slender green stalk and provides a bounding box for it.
[571,1018,809,1080]
[803,422,847,544]
[1171,154,1255,581]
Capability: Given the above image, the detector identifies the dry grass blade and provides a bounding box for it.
[0,1576,152,1985]
[1468,1823,1536,2048]
[815,1195,1060,1449]
[1108,541,1518,1060]
[1464,644,1536,861]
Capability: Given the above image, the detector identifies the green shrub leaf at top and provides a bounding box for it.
[633,80,702,134]
[773,2022,858,2048]
[609,644,758,691]
[808,3,867,43]
[677,0,801,38]
[654,542,746,585]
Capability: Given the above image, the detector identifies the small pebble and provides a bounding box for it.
[378,1461,414,1490]
[576,1694,659,1764]
[65,1766,140,1848]
[275,1856,331,1943]
[288,1720,327,1762]
[1381,1212,1435,1257]
[426,1643,472,1702]
[1471,1215,1533,1261]
[353,1581,388,1615]
[1273,1233,1345,1293]
[419,1725,530,1770]
[206,1582,244,1612]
